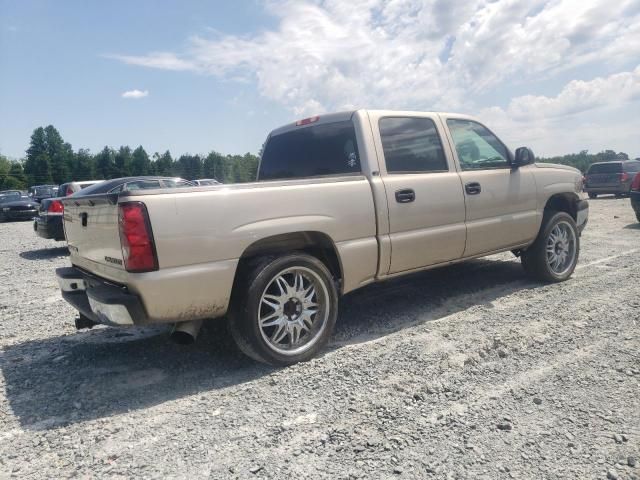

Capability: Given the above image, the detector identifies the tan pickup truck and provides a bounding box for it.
[57,110,588,365]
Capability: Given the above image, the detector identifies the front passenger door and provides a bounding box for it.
[445,118,538,257]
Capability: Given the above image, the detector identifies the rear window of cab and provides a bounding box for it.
[258,121,361,181]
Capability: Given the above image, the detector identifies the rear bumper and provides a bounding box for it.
[584,185,629,195]
[35,214,65,240]
[576,200,589,234]
[56,266,148,326]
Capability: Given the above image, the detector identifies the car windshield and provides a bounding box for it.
[34,186,56,196]
[588,163,622,174]
[0,193,22,203]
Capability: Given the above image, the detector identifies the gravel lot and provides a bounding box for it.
[1,198,639,479]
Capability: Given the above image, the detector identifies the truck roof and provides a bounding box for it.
[268,109,471,137]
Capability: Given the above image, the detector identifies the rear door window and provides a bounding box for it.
[163,179,194,188]
[379,117,448,173]
[259,121,361,181]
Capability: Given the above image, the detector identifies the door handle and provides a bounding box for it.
[465,182,482,195]
[395,189,416,203]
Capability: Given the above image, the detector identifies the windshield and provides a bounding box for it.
[0,193,23,203]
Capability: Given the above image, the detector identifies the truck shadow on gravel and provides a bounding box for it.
[1,257,540,430]
[19,246,69,261]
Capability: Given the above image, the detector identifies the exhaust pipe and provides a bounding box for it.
[170,320,203,345]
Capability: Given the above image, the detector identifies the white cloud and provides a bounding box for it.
[107,0,640,115]
[121,89,149,99]
[107,0,640,154]
[480,66,640,155]
[108,53,194,72]
[507,66,640,120]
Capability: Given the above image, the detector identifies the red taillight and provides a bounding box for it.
[295,115,320,126]
[620,172,629,182]
[118,202,158,272]
[48,200,64,214]
[631,173,640,191]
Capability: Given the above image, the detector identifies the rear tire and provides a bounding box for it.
[587,193,597,199]
[521,211,579,283]
[228,253,338,366]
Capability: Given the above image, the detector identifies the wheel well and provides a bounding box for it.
[236,231,343,285]
[544,193,579,220]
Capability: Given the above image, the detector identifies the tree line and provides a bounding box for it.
[1,125,637,191]
[0,125,259,190]
[536,150,633,173]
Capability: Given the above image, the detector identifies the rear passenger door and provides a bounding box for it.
[372,114,467,274]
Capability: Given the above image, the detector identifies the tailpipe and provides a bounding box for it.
[170,320,203,345]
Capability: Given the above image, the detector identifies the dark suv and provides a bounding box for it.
[584,160,640,198]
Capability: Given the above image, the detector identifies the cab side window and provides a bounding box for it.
[447,119,509,170]
[379,117,448,173]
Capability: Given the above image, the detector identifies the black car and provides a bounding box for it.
[0,191,40,222]
[631,173,640,222]
[34,177,194,241]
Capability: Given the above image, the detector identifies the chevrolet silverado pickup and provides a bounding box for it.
[57,110,589,365]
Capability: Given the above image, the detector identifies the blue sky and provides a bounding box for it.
[1,0,639,160]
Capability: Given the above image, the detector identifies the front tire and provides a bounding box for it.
[228,253,338,366]
[587,193,597,199]
[522,211,579,283]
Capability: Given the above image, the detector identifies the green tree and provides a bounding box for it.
[95,146,115,179]
[73,149,95,180]
[44,126,72,183]
[203,151,226,181]
[24,127,50,185]
[153,150,173,176]
[131,146,151,176]
[176,154,203,179]
[33,153,53,184]
[114,146,133,178]
[8,162,27,188]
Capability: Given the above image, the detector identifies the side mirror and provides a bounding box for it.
[513,147,535,168]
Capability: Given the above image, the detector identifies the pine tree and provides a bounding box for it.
[73,149,95,180]
[95,146,115,179]
[44,125,71,183]
[131,146,151,176]
[114,146,133,178]
[153,150,173,176]
[25,127,49,185]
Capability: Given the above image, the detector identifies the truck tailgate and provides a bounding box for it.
[62,194,126,277]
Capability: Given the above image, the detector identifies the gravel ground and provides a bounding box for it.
[1,198,639,480]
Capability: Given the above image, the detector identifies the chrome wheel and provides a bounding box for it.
[258,266,329,356]
[545,220,577,276]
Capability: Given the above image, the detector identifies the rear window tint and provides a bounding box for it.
[587,163,622,174]
[380,117,448,173]
[259,121,361,181]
